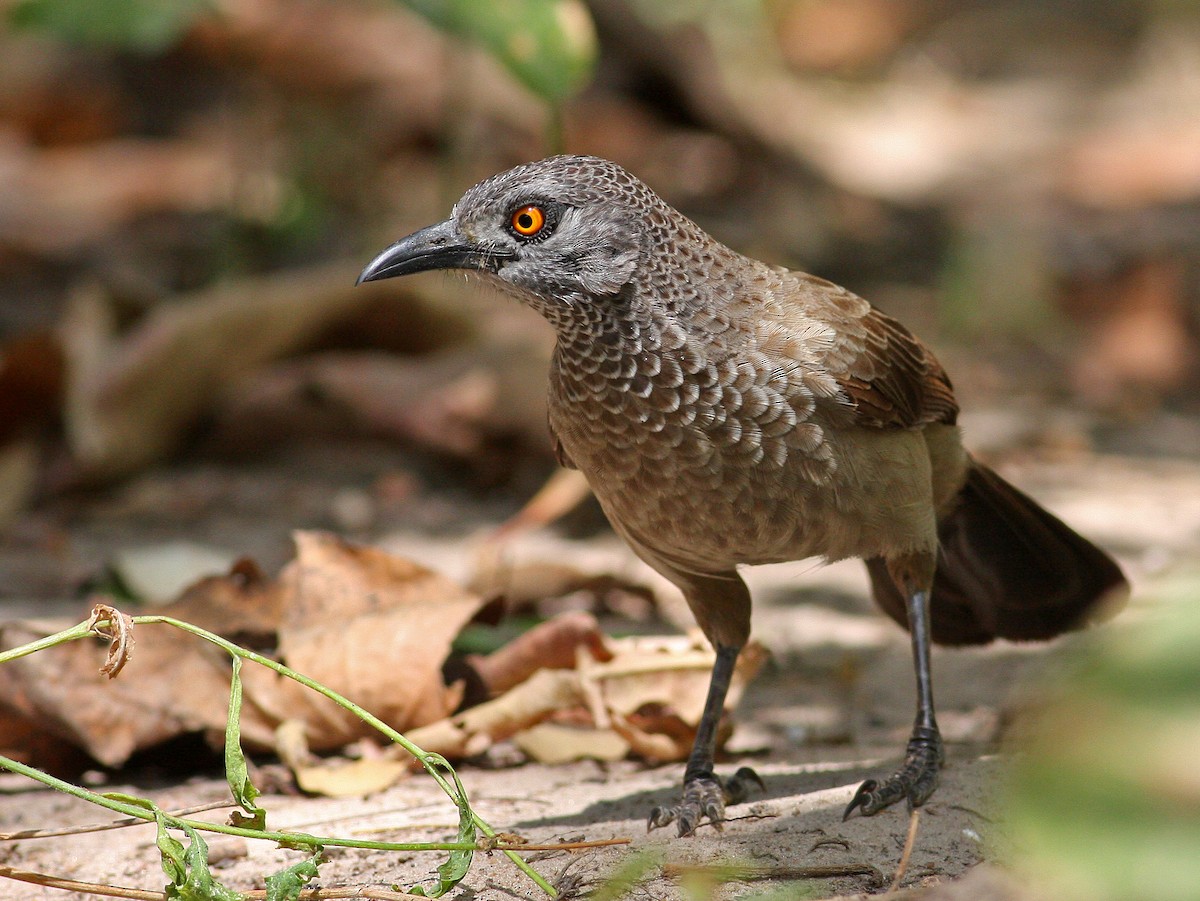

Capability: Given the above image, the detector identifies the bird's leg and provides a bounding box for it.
[845,554,943,819]
[648,644,763,836]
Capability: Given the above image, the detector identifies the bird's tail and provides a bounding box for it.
[867,462,1128,645]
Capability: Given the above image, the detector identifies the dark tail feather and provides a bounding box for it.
[868,463,1128,646]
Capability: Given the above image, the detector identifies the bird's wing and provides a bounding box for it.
[769,272,959,430]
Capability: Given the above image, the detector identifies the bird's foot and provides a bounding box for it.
[647,766,763,837]
[843,725,943,819]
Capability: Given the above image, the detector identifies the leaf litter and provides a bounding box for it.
[0,530,764,794]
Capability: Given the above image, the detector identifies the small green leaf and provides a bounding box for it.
[153,810,244,901]
[154,810,189,890]
[102,792,158,810]
[264,851,323,901]
[8,0,214,54]
[398,0,596,103]
[409,760,475,897]
[225,657,267,830]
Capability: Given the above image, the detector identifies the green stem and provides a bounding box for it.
[0,754,469,852]
[0,621,95,665]
[0,614,556,897]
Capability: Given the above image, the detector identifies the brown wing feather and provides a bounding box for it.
[784,272,958,430]
[838,309,958,429]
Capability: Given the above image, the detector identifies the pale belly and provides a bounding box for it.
[570,421,943,574]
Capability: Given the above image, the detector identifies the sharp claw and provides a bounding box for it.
[724,766,765,804]
[735,766,766,792]
[647,806,675,832]
[844,731,943,819]
[703,800,724,824]
[843,779,878,821]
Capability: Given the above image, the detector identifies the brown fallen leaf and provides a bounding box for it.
[465,610,612,697]
[161,557,283,642]
[0,331,64,446]
[609,710,699,763]
[405,633,766,766]
[214,342,553,462]
[0,616,234,767]
[237,531,487,751]
[275,720,409,798]
[0,137,236,254]
[1064,257,1195,405]
[0,531,486,766]
[403,668,585,761]
[58,268,386,482]
[513,722,629,765]
[1060,121,1200,209]
[0,705,90,774]
[580,634,767,728]
[0,533,765,775]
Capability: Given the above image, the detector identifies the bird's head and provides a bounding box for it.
[357,156,666,324]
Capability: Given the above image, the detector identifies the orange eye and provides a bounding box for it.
[511,205,546,237]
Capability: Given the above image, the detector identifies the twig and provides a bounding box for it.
[0,865,428,900]
[809,837,851,852]
[0,865,162,901]
[0,801,232,841]
[889,808,922,892]
[662,862,883,884]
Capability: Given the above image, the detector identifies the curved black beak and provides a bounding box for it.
[356,219,510,285]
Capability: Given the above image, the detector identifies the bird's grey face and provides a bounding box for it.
[357,156,651,320]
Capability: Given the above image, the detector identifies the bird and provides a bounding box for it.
[357,154,1128,836]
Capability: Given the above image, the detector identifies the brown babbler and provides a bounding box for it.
[358,155,1126,835]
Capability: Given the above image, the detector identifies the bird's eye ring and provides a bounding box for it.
[510,205,547,238]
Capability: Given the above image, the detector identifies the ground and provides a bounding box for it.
[3,434,1197,900]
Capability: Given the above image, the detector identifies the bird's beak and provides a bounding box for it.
[356,218,509,285]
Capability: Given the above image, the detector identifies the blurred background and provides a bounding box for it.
[2,0,1199,557]
[1,2,1200,897]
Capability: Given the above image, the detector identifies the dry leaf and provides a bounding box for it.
[59,267,380,481]
[237,531,485,751]
[404,668,584,760]
[406,632,767,765]
[1066,258,1194,404]
[514,723,629,765]
[1061,122,1200,209]
[581,634,767,727]
[0,532,485,766]
[0,138,234,253]
[466,610,611,696]
[0,618,233,767]
[276,720,408,797]
[292,755,411,798]
[0,533,764,772]
[215,341,552,461]
[161,557,283,641]
[0,331,64,445]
